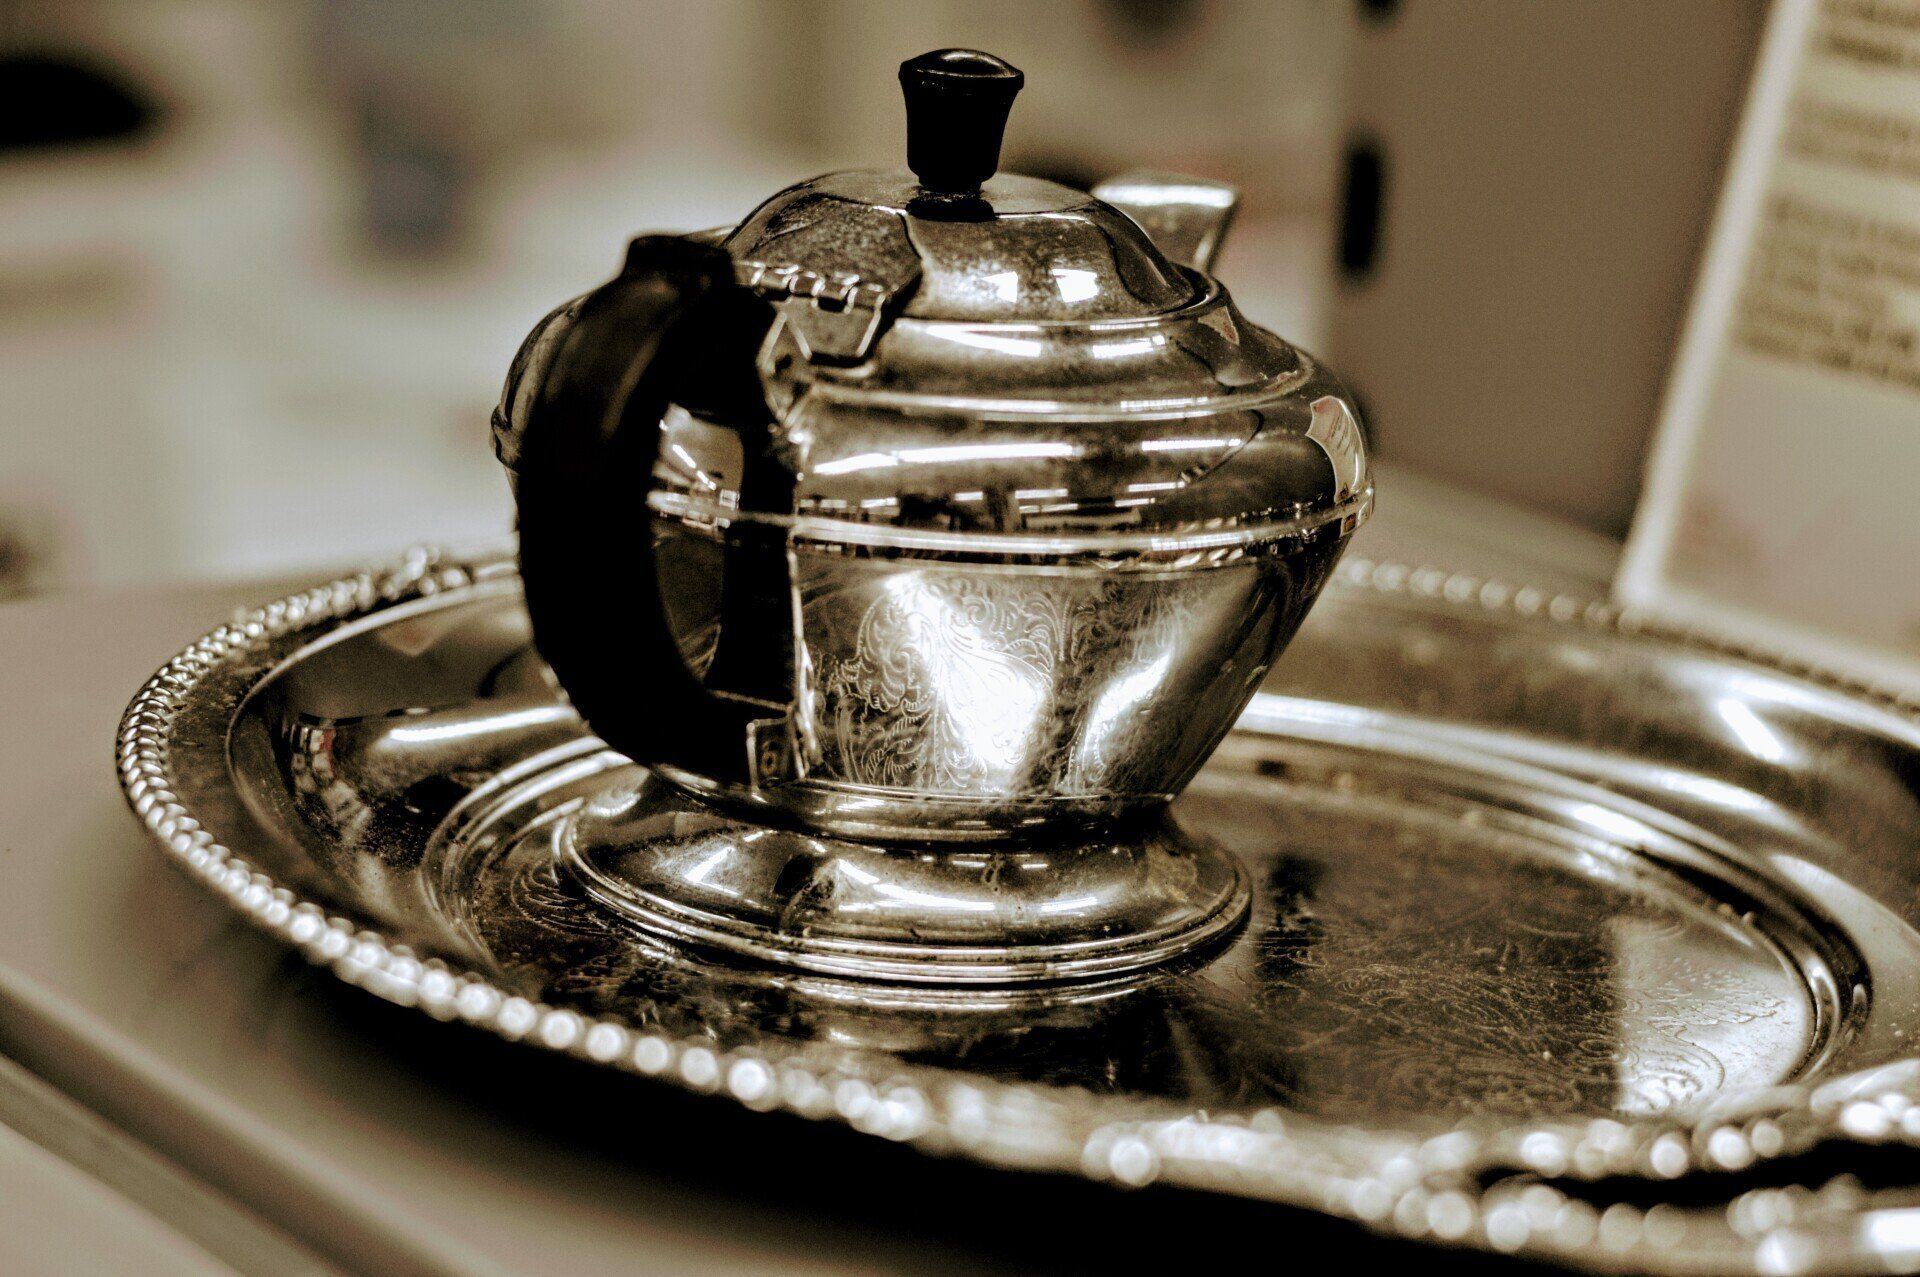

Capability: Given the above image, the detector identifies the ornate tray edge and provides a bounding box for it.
[116,546,1920,1273]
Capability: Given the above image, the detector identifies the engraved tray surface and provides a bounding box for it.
[119,548,1920,1274]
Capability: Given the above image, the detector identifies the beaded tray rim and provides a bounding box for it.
[117,546,1920,1273]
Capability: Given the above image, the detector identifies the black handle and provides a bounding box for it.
[899,48,1024,196]
[512,235,784,788]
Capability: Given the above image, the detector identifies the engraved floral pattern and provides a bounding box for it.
[809,569,1208,796]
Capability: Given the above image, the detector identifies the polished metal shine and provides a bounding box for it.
[562,776,1250,983]
[119,548,1920,1274]
[491,50,1369,978]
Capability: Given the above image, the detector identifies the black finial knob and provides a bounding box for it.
[898,49,1024,197]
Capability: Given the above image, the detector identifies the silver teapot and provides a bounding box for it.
[494,50,1370,980]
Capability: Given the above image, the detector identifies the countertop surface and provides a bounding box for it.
[0,471,1614,1276]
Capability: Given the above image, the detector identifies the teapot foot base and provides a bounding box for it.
[556,773,1249,985]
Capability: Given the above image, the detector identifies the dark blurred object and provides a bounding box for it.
[313,0,540,259]
[1097,0,1209,46]
[347,98,468,257]
[0,501,61,599]
[0,51,156,152]
[1330,0,1769,535]
[1335,133,1385,282]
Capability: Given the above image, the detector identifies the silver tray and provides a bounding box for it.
[119,547,1920,1274]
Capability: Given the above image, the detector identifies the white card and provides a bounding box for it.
[1619,0,1920,694]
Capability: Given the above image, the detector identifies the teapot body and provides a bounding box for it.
[651,495,1348,839]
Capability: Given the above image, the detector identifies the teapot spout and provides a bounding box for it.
[1091,171,1239,274]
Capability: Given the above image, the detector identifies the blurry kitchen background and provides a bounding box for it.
[0,0,1765,597]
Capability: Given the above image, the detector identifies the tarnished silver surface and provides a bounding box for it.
[120,546,1920,1273]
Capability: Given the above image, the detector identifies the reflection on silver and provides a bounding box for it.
[811,440,1080,476]
[1714,695,1794,765]
[558,772,1249,983]
[646,535,1348,846]
[802,563,1241,799]
[1307,394,1367,503]
[121,547,1920,1273]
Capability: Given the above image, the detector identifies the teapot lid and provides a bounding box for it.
[723,50,1196,328]
[727,169,1195,324]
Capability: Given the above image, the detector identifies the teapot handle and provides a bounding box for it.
[510,234,788,789]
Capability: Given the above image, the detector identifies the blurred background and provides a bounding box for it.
[0,0,1766,597]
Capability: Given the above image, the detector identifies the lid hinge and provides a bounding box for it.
[734,258,911,365]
